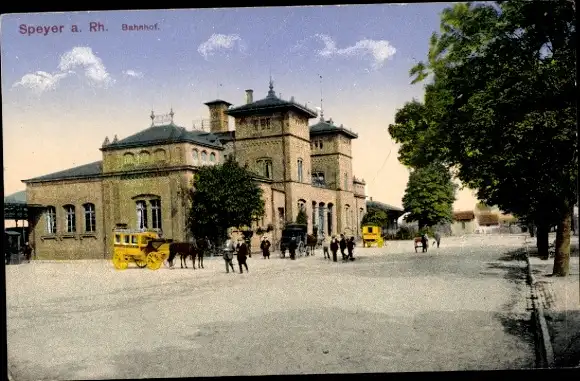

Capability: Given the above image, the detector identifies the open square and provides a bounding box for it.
[7,235,536,380]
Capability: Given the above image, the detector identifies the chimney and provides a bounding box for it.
[245,89,254,104]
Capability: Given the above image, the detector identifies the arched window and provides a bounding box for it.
[297,158,303,182]
[297,199,306,211]
[154,149,166,162]
[256,158,273,179]
[123,152,135,166]
[63,204,76,233]
[83,203,96,232]
[192,149,199,164]
[201,150,208,162]
[46,206,56,234]
[150,199,162,230]
[136,200,148,230]
[139,150,150,164]
[209,152,217,164]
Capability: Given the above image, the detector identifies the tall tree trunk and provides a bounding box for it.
[536,222,550,260]
[553,208,571,276]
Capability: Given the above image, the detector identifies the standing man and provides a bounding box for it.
[330,236,339,262]
[288,237,298,260]
[223,235,236,273]
[433,231,441,248]
[321,234,330,259]
[237,239,249,273]
[346,236,356,260]
[339,234,347,260]
[260,236,271,259]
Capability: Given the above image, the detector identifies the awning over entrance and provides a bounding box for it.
[4,190,44,220]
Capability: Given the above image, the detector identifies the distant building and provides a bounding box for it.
[451,211,478,235]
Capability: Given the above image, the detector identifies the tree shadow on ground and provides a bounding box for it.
[497,248,528,262]
[484,262,526,284]
[544,310,580,368]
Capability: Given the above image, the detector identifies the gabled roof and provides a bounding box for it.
[226,80,318,118]
[101,123,223,151]
[366,200,404,212]
[4,190,27,205]
[22,161,103,183]
[454,211,475,221]
[310,117,358,139]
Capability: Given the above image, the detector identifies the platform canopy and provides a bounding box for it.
[3,190,44,221]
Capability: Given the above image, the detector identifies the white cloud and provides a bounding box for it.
[11,71,70,93]
[197,33,245,59]
[58,46,114,87]
[12,46,114,94]
[123,69,143,78]
[314,34,397,69]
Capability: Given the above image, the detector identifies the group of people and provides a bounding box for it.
[222,236,251,274]
[321,234,356,262]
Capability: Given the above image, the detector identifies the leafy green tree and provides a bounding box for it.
[402,163,457,230]
[295,208,308,225]
[391,1,577,275]
[361,207,389,227]
[187,156,265,245]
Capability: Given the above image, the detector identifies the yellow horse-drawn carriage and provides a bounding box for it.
[112,228,173,270]
[361,225,384,248]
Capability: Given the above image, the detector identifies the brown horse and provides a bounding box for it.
[167,242,199,269]
[306,234,318,256]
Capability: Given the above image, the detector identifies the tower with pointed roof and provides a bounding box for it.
[226,78,318,225]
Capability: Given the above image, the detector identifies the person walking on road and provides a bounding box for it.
[330,236,339,262]
[339,234,347,260]
[223,236,236,273]
[288,237,298,260]
[433,232,441,248]
[260,236,271,259]
[321,234,330,259]
[421,233,429,253]
[237,239,249,273]
[346,237,356,260]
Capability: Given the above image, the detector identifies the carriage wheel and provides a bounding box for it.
[146,252,163,270]
[134,256,148,268]
[112,251,128,270]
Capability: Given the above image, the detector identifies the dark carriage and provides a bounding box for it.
[280,224,307,257]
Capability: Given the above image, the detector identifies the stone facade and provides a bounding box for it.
[23,81,368,259]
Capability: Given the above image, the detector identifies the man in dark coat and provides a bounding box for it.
[223,236,236,273]
[346,237,356,260]
[237,239,249,273]
[330,236,339,262]
[288,237,298,260]
[339,234,347,260]
[421,233,429,253]
[260,236,271,259]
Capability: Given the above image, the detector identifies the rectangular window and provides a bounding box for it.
[151,200,162,230]
[124,235,130,244]
[265,160,272,179]
[136,200,148,229]
[64,205,76,233]
[131,235,138,245]
[115,234,121,244]
[297,159,303,182]
[84,203,96,232]
[46,206,57,234]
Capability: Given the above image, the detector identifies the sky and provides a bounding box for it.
[1,4,479,211]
